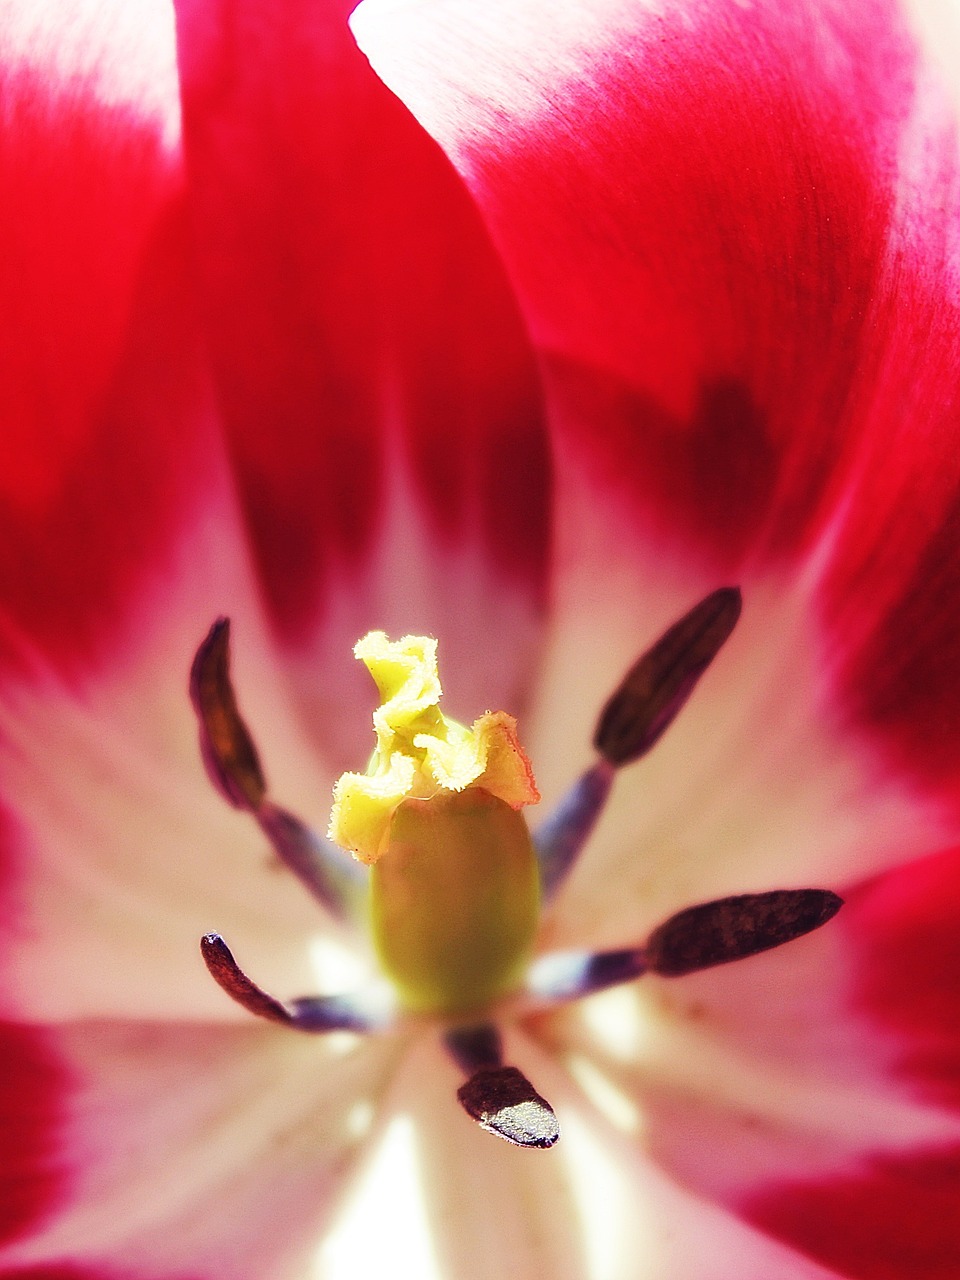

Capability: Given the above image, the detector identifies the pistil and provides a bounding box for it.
[327,631,541,1014]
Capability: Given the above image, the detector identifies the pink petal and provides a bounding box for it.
[0,594,380,1020]
[2,0,552,693]
[744,845,960,1276]
[528,576,952,955]
[2,1018,845,1280]
[0,0,552,1021]
[0,0,277,1022]
[0,1019,400,1277]
[323,1027,841,1279]
[535,840,960,1278]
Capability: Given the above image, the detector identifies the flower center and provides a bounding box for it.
[328,632,541,1014]
[192,589,845,1149]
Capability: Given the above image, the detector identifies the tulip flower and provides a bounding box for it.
[2,0,960,1274]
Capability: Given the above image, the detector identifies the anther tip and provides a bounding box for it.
[818,890,844,921]
[190,618,230,688]
[718,584,743,613]
[199,932,235,975]
[457,1066,560,1149]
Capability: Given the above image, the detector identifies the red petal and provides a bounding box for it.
[0,1024,68,1246]
[0,1270,150,1279]
[821,490,960,803]
[746,1147,960,1280]
[0,207,225,678]
[0,1,222,675]
[744,849,960,1276]
[355,0,960,805]
[355,0,947,565]
[175,0,550,644]
[846,843,960,1110]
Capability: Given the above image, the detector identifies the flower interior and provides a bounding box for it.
[191,588,842,1149]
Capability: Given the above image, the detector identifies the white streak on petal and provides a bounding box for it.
[368,1028,586,1280]
[565,1052,642,1135]
[515,1032,840,1280]
[353,0,667,167]
[344,1097,376,1140]
[570,981,656,1064]
[0,492,371,1020]
[318,1106,442,1280]
[4,0,182,152]
[903,0,960,127]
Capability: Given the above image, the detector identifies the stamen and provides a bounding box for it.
[190,620,365,919]
[201,932,289,1023]
[443,1023,558,1147]
[443,1022,504,1074]
[594,587,742,766]
[190,618,266,809]
[644,889,844,975]
[533,760,615,901]
[186,613,849,1154]
[200,933,390,1033]
[257,802,367,922]
[533,589,740,901]
[525,889,842,1004]
[457,1066,560,1149]
[525,947,647,1003]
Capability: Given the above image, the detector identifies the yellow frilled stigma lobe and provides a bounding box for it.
[329,632,542,1013]
[329,631,539,863]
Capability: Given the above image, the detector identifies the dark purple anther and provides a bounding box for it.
[594,587,742,766]
[644,889,844,975]
[190,618,266,810]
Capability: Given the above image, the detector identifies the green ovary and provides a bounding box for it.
[370,787,540,1014]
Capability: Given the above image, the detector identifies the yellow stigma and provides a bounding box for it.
[329,631,542,1013]
[329,631,539,864]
